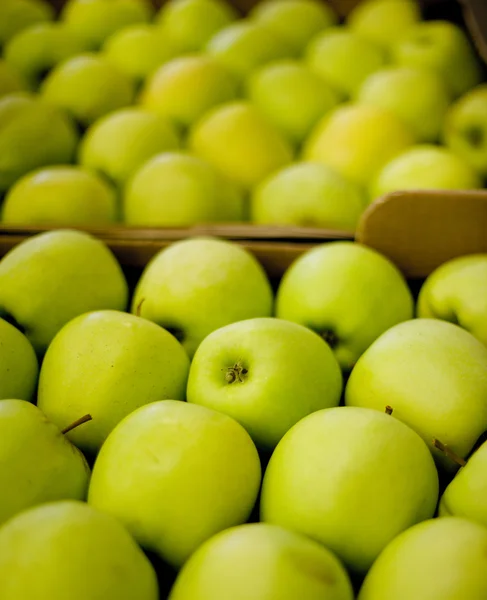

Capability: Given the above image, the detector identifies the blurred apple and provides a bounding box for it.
[0,93,78,193]
[261,406,439,574]
[0,230,128,355]
[305,27,386,99]
[443,84,487,178]
[417,254,487,347]
[41,54,135,127]
[156,0,237,54]
[169,523,354,600]
[345,319,487,469]
[123,152,245,226]
[246,60,340,145]
[88,400,262,568]
[2,166,118,225]
[140,55,239,131]
[79,107,180,186]
[61,0,152,50]
[303,103,414,188]
[0,318,38,401]
[251,162,365,230]
[358,518,487,599]
[276,241,413,371]
[0,60,25,100]
[250,0,338,55]
[392,20,482,98]
[131,237,273,358]
[189,101,293,189]
[357,66,451,142]
[0,0,54,48]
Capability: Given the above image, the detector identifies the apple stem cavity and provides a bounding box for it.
[223,361,248,384]
[135,298,146,317]
[385,405,394,415]
[432,438,467,467]
[463,125,484,148]
[62,414,93,435]
[321,329,339,349]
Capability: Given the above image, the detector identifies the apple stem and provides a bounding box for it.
[432,438,467,467]
[385,405,393,415]
[135,298,146,317]
[62,414,92,435]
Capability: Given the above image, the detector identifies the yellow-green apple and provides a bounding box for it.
[0,318,38,401]
[2,165,118,225]
[0,401,90,527]
[261,406,439,574]
[246,60,340,146]
[140,55,239,131]
[37,310,190,456]
[79,107,180,186]
[189,101,293,189]
[156,0,237,54]
[358,518,487,599]
[0,93,78,193]
[251,162,365,230]
[0,60,26,98]
[443,84,487,178]
[356,66,451,142]
[347,0,420,51]
[41,54,136,127]
[303,103,414,188]
[0,501,158,600]
[345,319,487,469]
[123,152,245,226]
[206,21,293,80]
[371,145,482,203]
[169,523,354,600]
[305,27,386,99]
[249,0,338,55]
[391,20,482,98]
[417,254,487,347]
[275,241,414,371]
[88,400,261,568]
[187,317,342,450]
[132,237,273,357]
[61,0,152,51]
[0,230,128,355]
[0,0,54,48]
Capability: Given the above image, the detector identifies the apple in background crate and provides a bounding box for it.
[0,60,26,98]
[0,0,54,48]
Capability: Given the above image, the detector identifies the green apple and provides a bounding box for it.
[0,318,38,401]
[345,318,487,468]
[61,0,153,51]
[41,53,136,127]
[371,145,482,203]
[0,230,128,355]
[347,0,421,51]
[169,523,354,600]
[102,24,177,82]
[391,20,482,98]
[0,0,54,48]
[132,237,273,358]
[261,406,439,574]
[187,317,342,450]
[206,21,293,80]
[0,500,158,600]
[275,241,414,371]
[305,27,386,99]
[88,400,261,568]
[443,84,487,178]
[2,165,118,225]
[358,517,487,599]
[0,400,90,526]
[79,107,180,187]
[417,254,487,347]
[37,310,190,456]
[249,0,338,55]
[303,103,415,188]
[141,55,239,131]
[189,101,293,189]
[246,60,340,146]
[251,162,365,230]
[356,66,451,142]
[0,93,78,193]
[156,0,238,54]
[123,152,245,226]
[0,60,26,98]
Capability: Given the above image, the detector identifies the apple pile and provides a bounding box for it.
[1,226,487,599]
[0,0,486,231]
